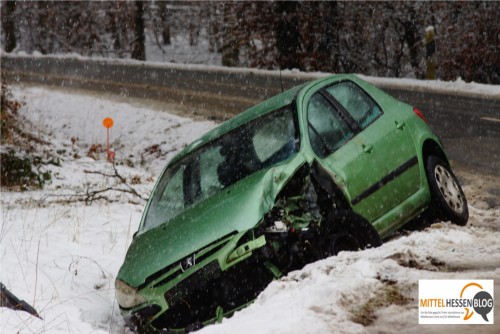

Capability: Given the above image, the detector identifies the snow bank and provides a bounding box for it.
[199,220,500,334]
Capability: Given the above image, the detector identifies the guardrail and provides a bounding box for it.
[2,54,498,120]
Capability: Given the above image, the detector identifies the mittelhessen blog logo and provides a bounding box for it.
[419,279,494,324]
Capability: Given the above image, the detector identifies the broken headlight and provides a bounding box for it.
[115,279,147,309]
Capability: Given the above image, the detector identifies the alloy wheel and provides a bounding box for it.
[434,164,465,214]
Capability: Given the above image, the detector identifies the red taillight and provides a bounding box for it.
[413,107,427,123]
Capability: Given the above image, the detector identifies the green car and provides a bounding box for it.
[116,74,468,333]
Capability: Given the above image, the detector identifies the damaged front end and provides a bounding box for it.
[115,96,352,332]
[117,160,343,333]
[121,233,274,333]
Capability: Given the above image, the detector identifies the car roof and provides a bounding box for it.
[169,73,358,166]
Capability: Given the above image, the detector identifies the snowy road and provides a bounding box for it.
[1,86,499,334]
[3,54,500,175]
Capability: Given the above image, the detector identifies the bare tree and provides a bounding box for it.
[275,1,302,70]
[207,1,223,52]
[221,2,239,67]
[131,0,146,60]
[437,1,500,84]
[157,1,171,45]
[299,1,340,73]
[1,0,16,52]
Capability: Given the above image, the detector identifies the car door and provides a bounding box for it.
[323,81,421,222]
[306,90,390,222]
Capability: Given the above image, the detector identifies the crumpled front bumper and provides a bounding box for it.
[120,235,273,333]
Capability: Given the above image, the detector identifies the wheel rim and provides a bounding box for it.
[434,164,465,214]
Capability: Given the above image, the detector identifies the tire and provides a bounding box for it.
[425,156,468,226]
[321,210,382,258]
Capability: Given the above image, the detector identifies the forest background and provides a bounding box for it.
[1,1,499,84]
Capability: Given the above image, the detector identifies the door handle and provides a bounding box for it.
[396,121,406,129]
[362,144,373,153]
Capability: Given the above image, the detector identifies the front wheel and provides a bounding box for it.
[320,210,382,258]
[425,156,468,226]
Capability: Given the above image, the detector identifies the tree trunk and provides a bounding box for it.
[131,0,145,60]
[2,0,17,52]
[275,2,302,70]
[221,3,239,67]
[157,1,170,45]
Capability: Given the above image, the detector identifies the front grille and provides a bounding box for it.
[164,261,221,307]
[151,258,273,331]
[141,232,236,290]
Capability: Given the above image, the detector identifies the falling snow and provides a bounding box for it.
[1,83,498,334]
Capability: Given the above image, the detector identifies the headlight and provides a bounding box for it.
[115,279,147,308]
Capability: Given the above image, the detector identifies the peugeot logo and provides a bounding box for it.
[180,254,196,272]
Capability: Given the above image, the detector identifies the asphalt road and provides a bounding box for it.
[2,55,499,175]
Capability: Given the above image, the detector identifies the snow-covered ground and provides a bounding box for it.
[1,85,499,334]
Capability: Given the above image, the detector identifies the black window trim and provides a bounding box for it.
[318,88,361,134]
[321,80,384,133]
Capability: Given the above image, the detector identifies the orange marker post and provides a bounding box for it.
[102,117,114,161]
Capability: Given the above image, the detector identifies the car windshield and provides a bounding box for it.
[141,106,299,232]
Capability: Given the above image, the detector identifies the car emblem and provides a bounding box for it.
[180,254,196,272]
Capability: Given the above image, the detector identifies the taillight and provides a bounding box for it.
[413,107,427,123]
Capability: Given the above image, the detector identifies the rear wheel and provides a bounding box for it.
[425,156,468,226]
[321,210,381,258]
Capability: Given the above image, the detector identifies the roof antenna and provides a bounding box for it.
[279,67,284,93]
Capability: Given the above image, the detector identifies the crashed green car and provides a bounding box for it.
[116,74,468,333]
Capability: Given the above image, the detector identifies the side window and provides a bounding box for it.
[252,110,297,164]
[325,82,382,129]
[307,93,353,157]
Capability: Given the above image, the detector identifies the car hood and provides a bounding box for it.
[117,154,306,287]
